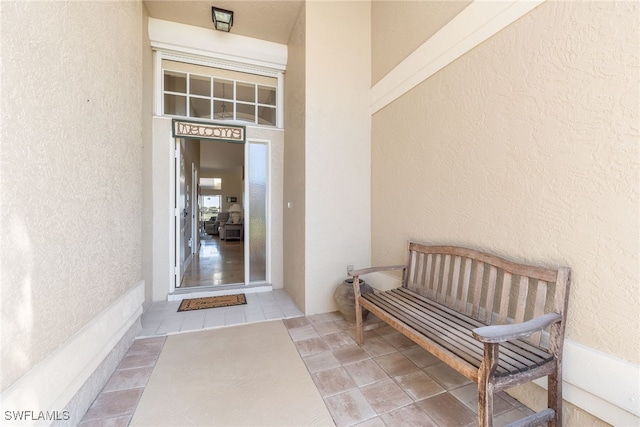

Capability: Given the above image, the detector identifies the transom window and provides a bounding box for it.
[162,61,277,127]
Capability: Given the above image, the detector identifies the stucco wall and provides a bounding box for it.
[283,4,307,310]
[1,1,143,391]
[304,1,372,315]
[371,0,638,421]
[142,4,154,307]
[371,0,470,84]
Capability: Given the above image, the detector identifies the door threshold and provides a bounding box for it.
[168,284,273,301]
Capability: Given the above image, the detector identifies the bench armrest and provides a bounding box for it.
[348,265,407,277]
[472,312,562,343]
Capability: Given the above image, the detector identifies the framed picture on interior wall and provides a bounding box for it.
[227,197,237,203]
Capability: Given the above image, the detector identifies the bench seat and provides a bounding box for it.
[362,287,553,381]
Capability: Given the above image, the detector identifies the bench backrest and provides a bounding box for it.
[403,242,571,349]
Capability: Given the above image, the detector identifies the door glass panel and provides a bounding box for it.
[248,142,267,282]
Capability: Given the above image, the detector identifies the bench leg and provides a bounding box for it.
[478,343,498,427]
[354,296,364,345]
[548,323,563,427]
[548,362,562,427]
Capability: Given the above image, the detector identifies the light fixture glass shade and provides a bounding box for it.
[212,7,233,32]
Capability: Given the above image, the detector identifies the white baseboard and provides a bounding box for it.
[0,281,145,426]
[364,271,640,425]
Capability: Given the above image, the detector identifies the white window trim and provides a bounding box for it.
[149,17,286,128]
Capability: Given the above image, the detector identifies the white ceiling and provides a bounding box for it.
[143,0,304,45]
[198,139,245,170]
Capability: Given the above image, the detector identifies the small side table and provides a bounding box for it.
[223,223,243,240]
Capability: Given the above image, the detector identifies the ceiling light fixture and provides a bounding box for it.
[211,7,233,32]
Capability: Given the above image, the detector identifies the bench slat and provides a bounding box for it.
[472,261,485,319]
[484,266,498,323]
[395,288,551,361]
[514,276,529,325]
[364,293,491,373]
[498,272,513,324]
[458,258,472,313]
[439,255,452,304]
[449,256,462,308]
[530,280,548,346]
[364,290,552,375]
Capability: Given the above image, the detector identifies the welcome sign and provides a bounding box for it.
[172,119,245,143]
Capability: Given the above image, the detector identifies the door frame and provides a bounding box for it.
[169,135,273,294]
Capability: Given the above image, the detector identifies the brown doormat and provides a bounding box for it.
[178,294,247,312]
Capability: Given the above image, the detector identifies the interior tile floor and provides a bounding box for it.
[80,291,535,426]
[181,234,244,287]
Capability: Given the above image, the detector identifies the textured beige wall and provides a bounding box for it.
[371,0,470,84]
[1,1,143,391]
[284,4,307,310]
[371,0,639,367]
[142,4,154,306]
[305,1,371,315]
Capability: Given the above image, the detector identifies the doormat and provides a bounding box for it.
[178,294,247,312]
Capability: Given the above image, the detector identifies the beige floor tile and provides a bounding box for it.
[324,389,377,427]
[312,367,358,397]
[383,333,417,351]
[354,416,386,427]
[401,346,441,368]
[82,389,144,422]
[313,320,343,336]
[424,363,472,390]
[332,345,370,366]
[360,378,413,415]
[303,350,342,374]
[102,366,155,392]
[374,352,419,377]
[415,392,477,427]
[381,403,438,427]
[344,359,389,387]
[361,336,397,357]
[289,324,321,341]
[295,336,331,357]
[394,369,445,401]
[449,383,514,415]
[323,331,357,349]
[78,414,133,427]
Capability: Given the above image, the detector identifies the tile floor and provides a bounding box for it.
[137,289,304,337]
[79,291,535,426]
[283,313,535,427]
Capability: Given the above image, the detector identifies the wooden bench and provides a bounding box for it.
[349,242,571,427]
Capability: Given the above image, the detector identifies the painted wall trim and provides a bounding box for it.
[148,18,288,72]
[364,271,639,425]
[0,281,145,426]
[370,0,545,114]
